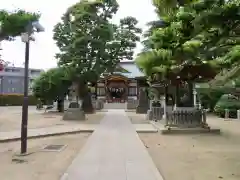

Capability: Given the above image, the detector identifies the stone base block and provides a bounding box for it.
[136,106,148,114]
[150,121,220,135]
[95,101,104,110]
[126,103,137,110]
[161,127,221,134]
[146,110,153,120]
[62,108,86,121]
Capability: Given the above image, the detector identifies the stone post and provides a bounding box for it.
[136,88,149,114]
[237,110,240,120]
[160,96,166,119]
[193,88,197,107]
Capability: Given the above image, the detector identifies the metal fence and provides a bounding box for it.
[148,106,207,128]
[151,107,164,120]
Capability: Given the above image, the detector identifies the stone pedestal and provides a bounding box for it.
[126,99,137,109]
[62,102,86,121]
[95,100,104,110]
[136,88,149,114]
[62,108,86,120]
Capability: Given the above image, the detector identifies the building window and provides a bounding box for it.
[5,68,12,72]
[30,70,41,75]
[8,79,13,84]
[8,79,19,84]
[12,68,20,72]
[128,87,136,96]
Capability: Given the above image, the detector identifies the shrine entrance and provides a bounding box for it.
[108,87,125,99]
[105,75,128,103]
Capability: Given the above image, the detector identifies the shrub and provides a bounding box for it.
[0,94,38,106]
[214,94,240,118]
[197,88,226,111]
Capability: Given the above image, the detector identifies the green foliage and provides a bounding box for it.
[0,9,40,40]
[214,94,240,118]
[136,0,240,84]
[32,67,72,102]
[197,88,226,110]
[53,0,141,83]
[0,94,38,106]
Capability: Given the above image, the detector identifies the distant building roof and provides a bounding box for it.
[117,61,144,78]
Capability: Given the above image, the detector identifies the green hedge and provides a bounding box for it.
[214,94,240,118]
[0,94,38,106]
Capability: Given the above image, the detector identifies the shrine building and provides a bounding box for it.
[96,61,147,103]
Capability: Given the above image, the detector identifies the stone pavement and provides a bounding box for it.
[61,110,163,180]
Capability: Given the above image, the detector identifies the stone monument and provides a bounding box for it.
[136,88,149,114]
[62,83,86,120]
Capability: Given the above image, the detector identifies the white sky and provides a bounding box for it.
[1,0,157,70]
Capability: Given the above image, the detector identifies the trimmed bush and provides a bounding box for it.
[0,94,38,106]
[214,94,240,118]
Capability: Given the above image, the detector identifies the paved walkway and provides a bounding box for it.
[61,110,163,180]
[0,124,156,142]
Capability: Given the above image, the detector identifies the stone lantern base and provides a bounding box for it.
[62,102,86,121]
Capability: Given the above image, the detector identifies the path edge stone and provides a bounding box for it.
[0,129,94,143]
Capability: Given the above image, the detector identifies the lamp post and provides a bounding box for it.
[20,21,44,154]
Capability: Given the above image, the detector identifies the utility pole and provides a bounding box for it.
[20,21,44,154]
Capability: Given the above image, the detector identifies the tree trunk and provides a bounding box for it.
[82,92,94,113]
[78,80,94,114]
[57,98,64,112]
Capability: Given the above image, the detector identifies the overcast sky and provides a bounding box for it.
[1,0,157,70]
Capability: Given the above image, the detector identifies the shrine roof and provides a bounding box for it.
[116,61,144,78]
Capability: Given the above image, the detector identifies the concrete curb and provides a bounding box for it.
[0,129,94,143]
[136,129,158,133]
[0,127,158,143]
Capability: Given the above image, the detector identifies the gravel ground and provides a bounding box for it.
[0,133,91,180]
[139,116,240,180]
[0,107,105,131]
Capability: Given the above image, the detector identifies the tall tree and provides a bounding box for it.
[53,0,141,113]
[136,0,240,105]
[32,67,72,112]
[0,9,39,41]
[105,16,142,73]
